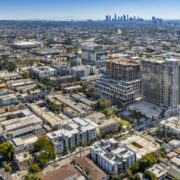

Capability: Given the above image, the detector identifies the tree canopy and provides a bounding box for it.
[0,141,15,161]
[33,137,56,168]
[6,62,16,72]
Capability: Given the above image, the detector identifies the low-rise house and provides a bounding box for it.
[159,116,180,139]
[97,120,119,138]
[11,134,38,153]
[147,164,168,180]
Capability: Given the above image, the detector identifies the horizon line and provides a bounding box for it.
[0,18,180,22]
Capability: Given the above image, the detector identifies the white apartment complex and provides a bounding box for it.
[31,66,57,78]
[47,117,97,154]
[90,138,136,175]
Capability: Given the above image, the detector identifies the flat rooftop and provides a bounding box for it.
[29,104,68,128]
[128,100,162,119]
[161,116,180,132]
[110,56,139,66]
[12,134,38,147]
[142,58,180,64]
[147,164,167,178]
[13,41,41,46]
[121,134,160,159]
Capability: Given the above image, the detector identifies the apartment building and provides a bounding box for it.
[31,66,57,78]
[141,59,180,109]
[47,117,97,154]
[95,56,141,104]
[90,138,136,175]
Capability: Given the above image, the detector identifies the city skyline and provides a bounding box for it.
[0,0,180,20]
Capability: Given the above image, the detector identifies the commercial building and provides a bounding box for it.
[47,117,97,154]
[33,48,60,56]
[95,56,141,105]
[12,40,42,49]
[49,94,92,118]
[29,103,69,129]
[127,100,162,130]
[81,43,108,64]
[49,75,74,86]
[0,94,17,107]
[90,138,136,175]
[141,59,180,115]
[7,79,37,92]
[0,108,43,139]
[70,93,96,107]
[31,66,57,78]
[159,116,180,139]
[70,65,98,80]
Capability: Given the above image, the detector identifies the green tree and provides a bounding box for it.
[144,154,157,165]
[6,133,13,139]
[0,141,15,161]
[2,161,12,172]
[35,151,51,168]
[96,99,111,111]
[84,166,91,176]
[46,99,58,113]
[130,161,140,174]
[30,163,40,173]
[111,174,121,180]
[33,137,52,152]
[33,137,56,168]
[102,107,114,118]
[24,173,41,180]
[144,170,157,180]
[6,62,16,72]
[21,71,30,79]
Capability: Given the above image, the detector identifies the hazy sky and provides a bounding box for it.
[0,0,180,20]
